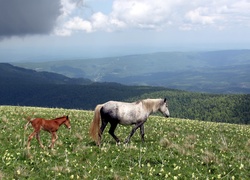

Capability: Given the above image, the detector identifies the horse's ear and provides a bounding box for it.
[66,115,69,119]
[164,98,167,102]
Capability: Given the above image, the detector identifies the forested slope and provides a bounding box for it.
[1,63,249,124]
[128,91,250,124]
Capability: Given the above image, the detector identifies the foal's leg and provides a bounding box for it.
[125,122,145,144]
[109,122,120,143]
[36,132,44,149]
[27,131,36,149]
[49,132,57,149]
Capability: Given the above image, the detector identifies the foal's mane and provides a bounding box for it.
[141,99,163,113]
[52,116,67,121]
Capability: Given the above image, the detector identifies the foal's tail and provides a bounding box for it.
[24,117,32,130]
[89,104,103,144]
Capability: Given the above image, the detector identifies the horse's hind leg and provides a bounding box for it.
[109,122,120,143]
[98,119,108,145]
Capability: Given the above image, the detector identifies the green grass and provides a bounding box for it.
[1,106,250,179]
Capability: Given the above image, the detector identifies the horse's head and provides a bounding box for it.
[159,98,170,118]
[64,116,71,129]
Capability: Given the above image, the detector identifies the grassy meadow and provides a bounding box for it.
[0,106,250,179]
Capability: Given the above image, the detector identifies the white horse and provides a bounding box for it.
[89,98,170,145]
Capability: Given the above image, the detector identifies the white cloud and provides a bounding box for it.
[221,0,250,27]
[54,0,250,36]
[110,18,127,29]
[231,0,250,13]
[175,0,250,30]
[60,0,77,17]
[65,16,93,32]
[91,12,109,30]
[111,0,177,30]
[185,7,222,25]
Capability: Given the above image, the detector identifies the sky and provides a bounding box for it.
[0,0,250,62]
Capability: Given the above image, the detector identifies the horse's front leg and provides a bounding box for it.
[49,132,57,149]
[125,121,144,144]
[140,124,145,142]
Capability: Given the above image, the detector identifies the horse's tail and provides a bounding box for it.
[24,117,32,130]
[89,104,103,145]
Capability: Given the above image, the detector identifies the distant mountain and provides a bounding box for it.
[13,50,250,93]
[0,63,92,85]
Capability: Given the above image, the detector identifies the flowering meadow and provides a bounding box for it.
[0,106,250,179]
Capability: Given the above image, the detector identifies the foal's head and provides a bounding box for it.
[159,98,170,118]
[64,116,71,129]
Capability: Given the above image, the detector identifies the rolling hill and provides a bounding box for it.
[0,63,168,109]
[13,50,250,94]
[0,63,92,85]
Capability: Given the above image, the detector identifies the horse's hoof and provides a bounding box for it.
[116,142,121,146]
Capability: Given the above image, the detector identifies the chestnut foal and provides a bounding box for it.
[25,116,71,149]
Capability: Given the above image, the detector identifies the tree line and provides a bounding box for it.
[127,90,250,124]
[0,81,249,124]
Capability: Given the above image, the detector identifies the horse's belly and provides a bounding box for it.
[118,113,147,125]
[119,119,137,125]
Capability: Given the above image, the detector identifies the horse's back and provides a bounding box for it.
[103,101,139,114]
[102,100,147,125]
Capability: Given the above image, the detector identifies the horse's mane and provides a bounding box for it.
[135,100,142,104]
[141,99,163,113]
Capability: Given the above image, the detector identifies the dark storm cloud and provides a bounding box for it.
[0,0,62,38]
